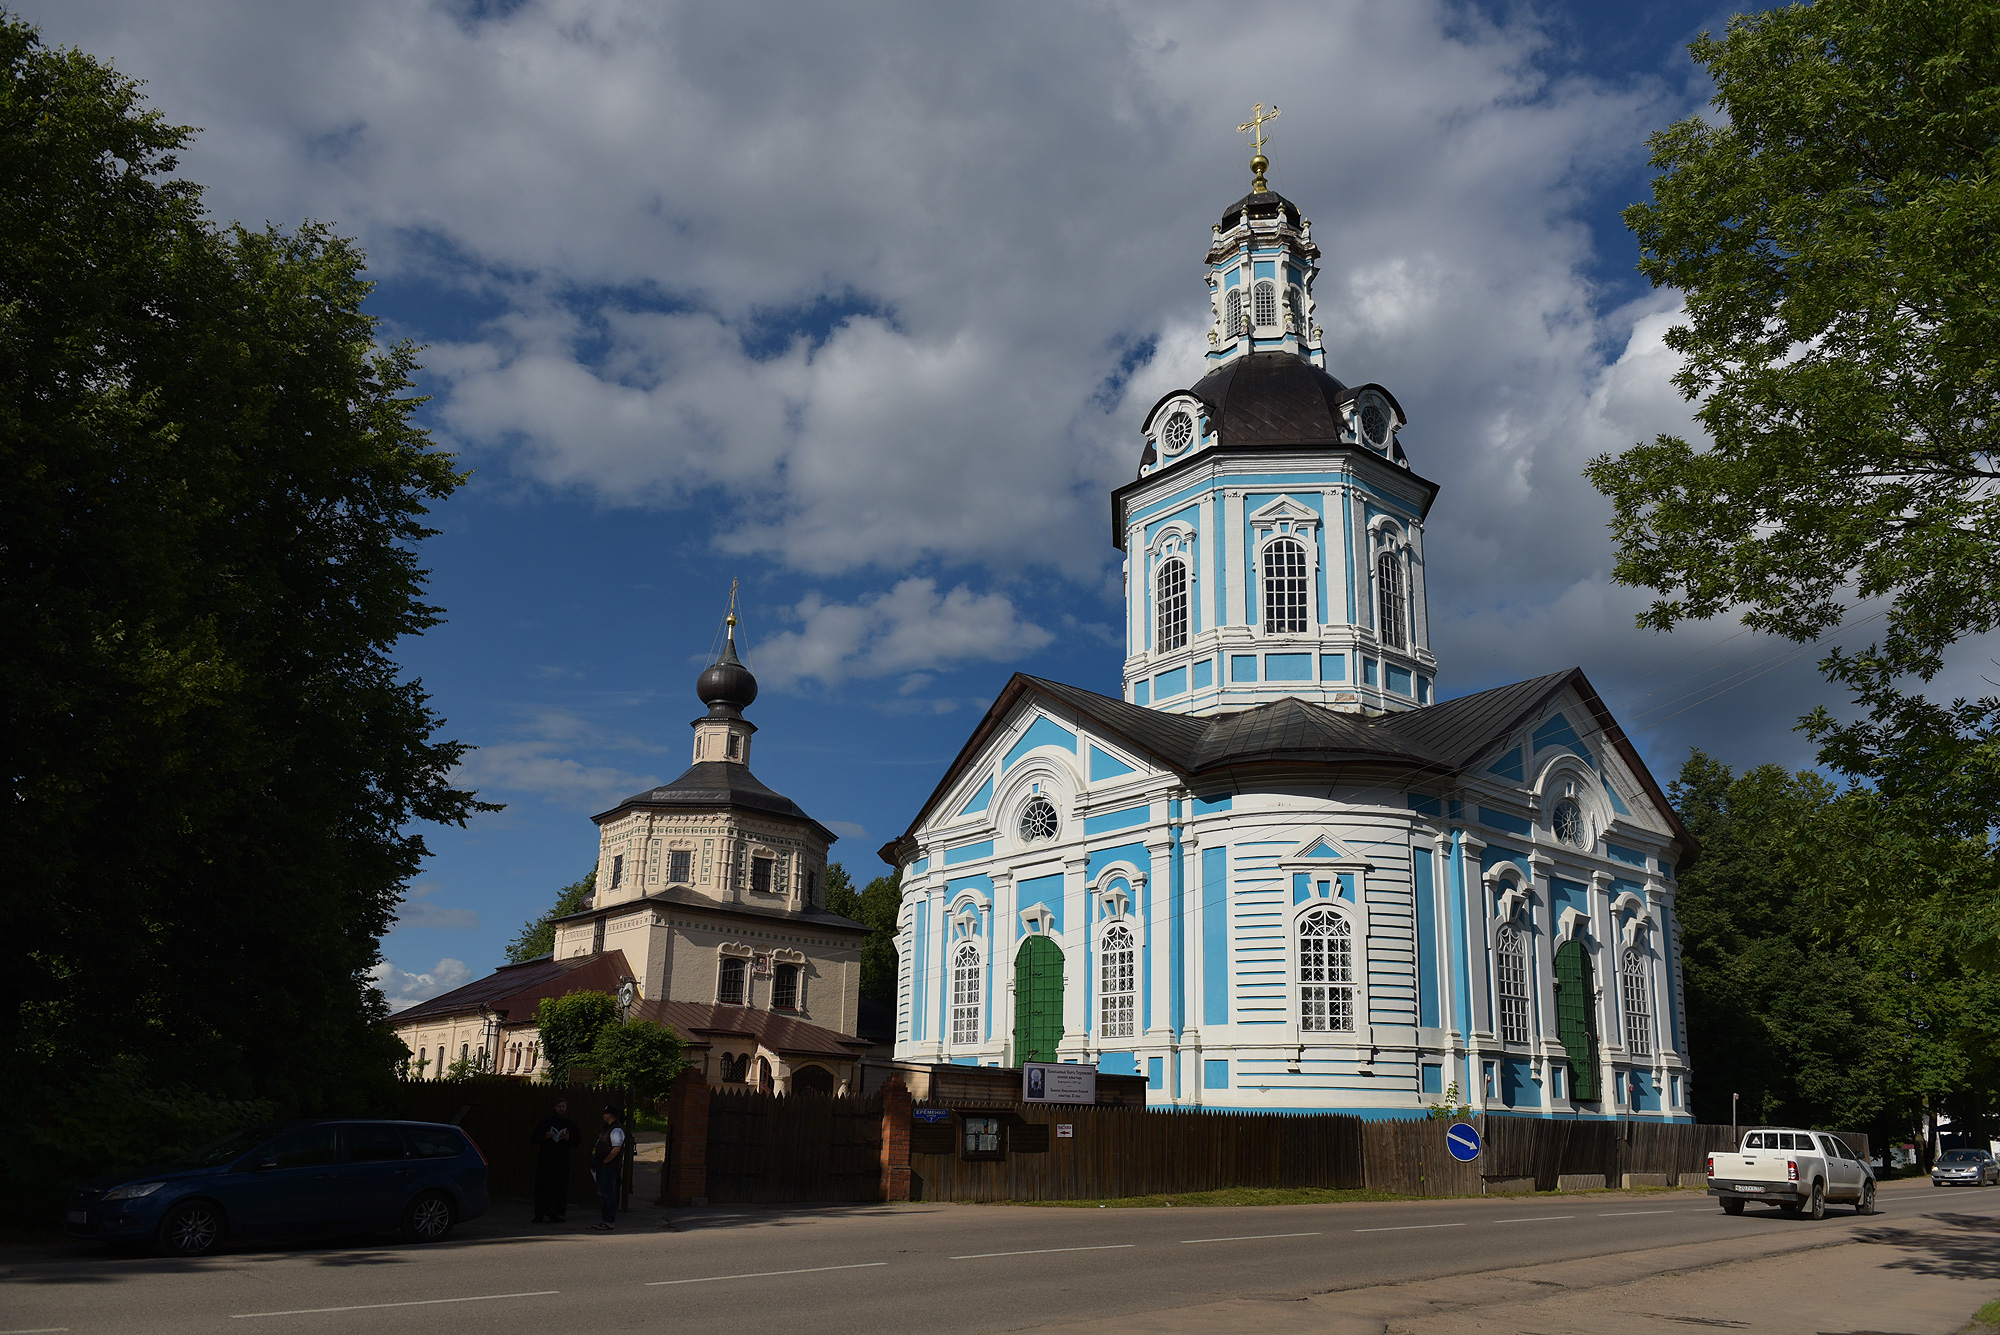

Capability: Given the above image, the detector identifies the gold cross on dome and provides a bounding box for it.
[1237,102,1280,189]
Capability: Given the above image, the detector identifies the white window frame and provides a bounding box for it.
[1295,904,1357,1034]
[1496,923,1531,1045]
[1253,278,1278,329]
[950,942,982,1046]
[1099,923,1136,1039]
[1622,947,1653,1057]
[1249,498,1321,639]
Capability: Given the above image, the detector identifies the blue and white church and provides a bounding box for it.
[880,151,1695,1121]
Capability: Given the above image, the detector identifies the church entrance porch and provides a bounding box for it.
[1013,936,1063,1063]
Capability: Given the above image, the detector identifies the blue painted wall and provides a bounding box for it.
[1004,716,1078,770]
[1202,846,1228,1024]
[1413,846,1440,1028]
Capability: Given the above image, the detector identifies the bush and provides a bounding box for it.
[535,991,617,1083]
[585,1020,689,1104]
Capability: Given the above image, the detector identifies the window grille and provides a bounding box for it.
[1622,949,1652,1056]
[1155,558,1188,652]
[668,849,693,883]
[1497,924,1530,1043]
[1225,287,1243,338]
[1254,279,1277,328]
[1019,796,1059,842]
[951,944,982,1045]
[718,957,747,1006]
[773,963,801,1010]
[1100,925,1136,1038]
[1298,908,1354,1031]
[1262,539,1309,633]
[750,856,774,894]
[1377,550,1407,648]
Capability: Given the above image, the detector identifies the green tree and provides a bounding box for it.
[535,990,618,1083]
[825,863,901,1006]
[1,17,491,1215]
[508,869,597,963]
[585,1019,689,1103]
[1587,0,2000,924]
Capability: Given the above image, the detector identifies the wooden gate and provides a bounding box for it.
[704,1089,883,1203]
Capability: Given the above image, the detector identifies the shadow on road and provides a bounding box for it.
[1857,1210,2000,1282]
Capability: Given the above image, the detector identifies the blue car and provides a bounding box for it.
[64,1120,490,1256]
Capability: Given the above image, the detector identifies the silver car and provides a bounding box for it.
[1932,1148,1997,1187]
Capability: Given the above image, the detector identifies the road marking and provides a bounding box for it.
[232,1292,557,1319]
[1181,1231,1323,1244]
[1598,1210,1676,1217]
[1354,1223,1469,1233]
[1,1328,71,1333]
[647,1263,887,1286]
[952,1244,1136,1260]
[1490,1215,1575,1223]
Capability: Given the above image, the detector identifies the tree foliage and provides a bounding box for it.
[1672,751,1999,1151]
[1590,0,2000,676]
[508,869,597,963]
[585,1019,689,1103]
[535,991,618,1084]
[1,18,489,1215]
[825,863,901,1006]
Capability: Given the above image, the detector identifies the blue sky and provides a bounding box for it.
[45,0,1903,1007]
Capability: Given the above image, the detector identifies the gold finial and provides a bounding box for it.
[725,577,738,637]
[1237,102,1280,191]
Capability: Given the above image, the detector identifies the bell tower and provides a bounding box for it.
[1110,117,1440,717]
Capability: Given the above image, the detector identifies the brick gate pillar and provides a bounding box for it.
[879,1076,912,1202]
[662,1068,710,1206]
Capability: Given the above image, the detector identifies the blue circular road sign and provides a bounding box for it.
[1446,1121,1482,1162]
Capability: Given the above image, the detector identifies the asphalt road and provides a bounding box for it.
[4,1178,1993,1335]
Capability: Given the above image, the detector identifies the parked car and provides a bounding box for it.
[64,1120,489,1256]
[1706,1128,1877,1219]
[1932,1148,1998,1187]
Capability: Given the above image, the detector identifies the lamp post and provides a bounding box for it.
[1731,1091,1739,1145]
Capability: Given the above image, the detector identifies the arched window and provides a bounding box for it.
[773,962,801,1010]
[951,943,982,1045]
[1377,550,1407,648]
[1100,925,1136,1039]
[1497,924,1530,1044]
[1622,949,1652,1056]
[1254,279,1277,328]
[1298,908,1354,1032]
[1286,285,1304,330]
[1155,558,1188,652]
[1262,538,1309,634]
[718,956,747,1006]
[1019,796,1059,843]
[1225,287,1243,338]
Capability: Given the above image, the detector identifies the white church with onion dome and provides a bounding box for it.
[879,127,1696,1121]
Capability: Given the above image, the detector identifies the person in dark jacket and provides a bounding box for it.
[591,1106,626,1231]
[529,1098,577,1223]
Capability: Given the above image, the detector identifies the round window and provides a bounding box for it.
[1018,796,1059,843]
[1161,411,1194,455]
[1360,404,1389,446]
[1552,797,1585,848]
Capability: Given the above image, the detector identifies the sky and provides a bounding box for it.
[39,0,1970,1010]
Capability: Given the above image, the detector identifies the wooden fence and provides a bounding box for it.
[704,1088,883,1204]
[395,1077,635,1208]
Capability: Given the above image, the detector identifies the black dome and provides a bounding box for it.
[1219,188,1302,233]
[697,636,757,715]
[1189,352,1352,448]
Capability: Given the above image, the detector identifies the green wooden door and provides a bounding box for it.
[1553,938,1600,1100]
[1013,935,1064,1063]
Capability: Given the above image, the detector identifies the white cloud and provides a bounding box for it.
[373,958,473,1012]
[822,819,869,843]
[394,882,480,931]
[750,578,1054,690]
[451,706,660,809]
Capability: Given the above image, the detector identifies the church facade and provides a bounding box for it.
[879,162,1694,1121]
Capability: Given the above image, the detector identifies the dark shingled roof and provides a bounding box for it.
[879,668,1693,866]
[631,999,871,1059]
[1218,188,1302,231]
[1188,352,1352,449]
[388,950,635,1024]
[597,760,837,844]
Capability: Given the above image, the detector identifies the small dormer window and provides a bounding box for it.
[1552,798,1585,848]
[1161,410,1194,456]
[1360,403,1389,447]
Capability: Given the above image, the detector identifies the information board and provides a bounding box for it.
[1022,1061,1097,1105]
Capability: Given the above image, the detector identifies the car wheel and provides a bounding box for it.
[1804,1180,1825,1220]
[1856,1180,1878,1216]
[158,1200,225,1257]
[401,1191,455,1244]
[1722,1199,1744,1216]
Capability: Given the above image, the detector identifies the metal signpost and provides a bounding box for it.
[1446,1121,1482,1163]
[1022,1062,1097,1105]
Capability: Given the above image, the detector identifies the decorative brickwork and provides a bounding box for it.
[662,1067,711,1205]
[878,1076,912,1202]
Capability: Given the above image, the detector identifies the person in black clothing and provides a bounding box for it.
[529,1098,577,1223]
[591,1106,626,1231]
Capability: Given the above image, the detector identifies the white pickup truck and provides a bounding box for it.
[1707,1128,1878,1219]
